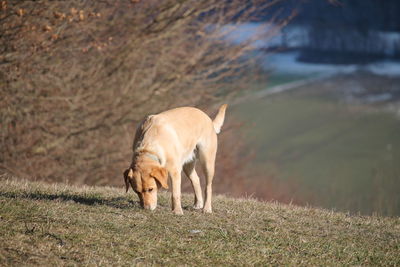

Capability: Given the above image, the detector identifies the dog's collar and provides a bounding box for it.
[133,149,161,165]
[136,150,161,164]
[144,152,160,164]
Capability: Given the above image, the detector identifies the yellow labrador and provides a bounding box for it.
[124,104,227,215]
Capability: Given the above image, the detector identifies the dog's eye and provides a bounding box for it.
[148,188,153,192]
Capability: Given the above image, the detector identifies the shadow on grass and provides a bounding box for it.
[0,191,141,209]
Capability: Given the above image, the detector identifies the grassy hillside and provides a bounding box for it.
[1,177,399,266]
[231,72,400,216]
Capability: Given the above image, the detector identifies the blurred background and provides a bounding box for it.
[1,0,399,215]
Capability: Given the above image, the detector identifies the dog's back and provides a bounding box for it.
[158,105,227,138]
[133,106,226,164]
[158,107,215,141]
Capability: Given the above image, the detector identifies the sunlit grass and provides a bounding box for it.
[1,178,399,266]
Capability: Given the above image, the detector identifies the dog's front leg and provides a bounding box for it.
[170,169,183,215]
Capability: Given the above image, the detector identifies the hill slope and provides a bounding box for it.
[1,177,399,266]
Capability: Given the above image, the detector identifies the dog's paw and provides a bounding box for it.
[193,202,203,210]
[173,209,184,215]
[202,207,212,214]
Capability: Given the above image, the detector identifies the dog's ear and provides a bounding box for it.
[151,167,168,189]
[123,168,134,193]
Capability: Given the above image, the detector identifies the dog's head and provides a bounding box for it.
[123,163,168,210]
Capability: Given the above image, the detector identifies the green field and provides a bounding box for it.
[1,177,399,266]
[232,74,400,216]
[266,72,314,88]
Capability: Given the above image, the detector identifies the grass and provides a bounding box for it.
[231,73,400,216]
[1,177,399,266]
[265,72,314,89]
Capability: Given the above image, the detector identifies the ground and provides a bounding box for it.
[230,71,400,216]
[1,177,399,266]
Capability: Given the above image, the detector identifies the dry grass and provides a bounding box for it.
[1,176,399,266]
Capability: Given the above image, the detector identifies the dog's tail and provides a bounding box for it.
[213,104,227,134]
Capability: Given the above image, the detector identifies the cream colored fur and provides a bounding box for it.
[124,104,227,215]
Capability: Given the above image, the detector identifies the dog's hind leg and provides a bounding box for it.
[183,161,203,209]
[198,137,217,213]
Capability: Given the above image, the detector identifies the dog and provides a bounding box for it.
[123,104,227,215]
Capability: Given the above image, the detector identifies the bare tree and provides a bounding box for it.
[1,0,289,186]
